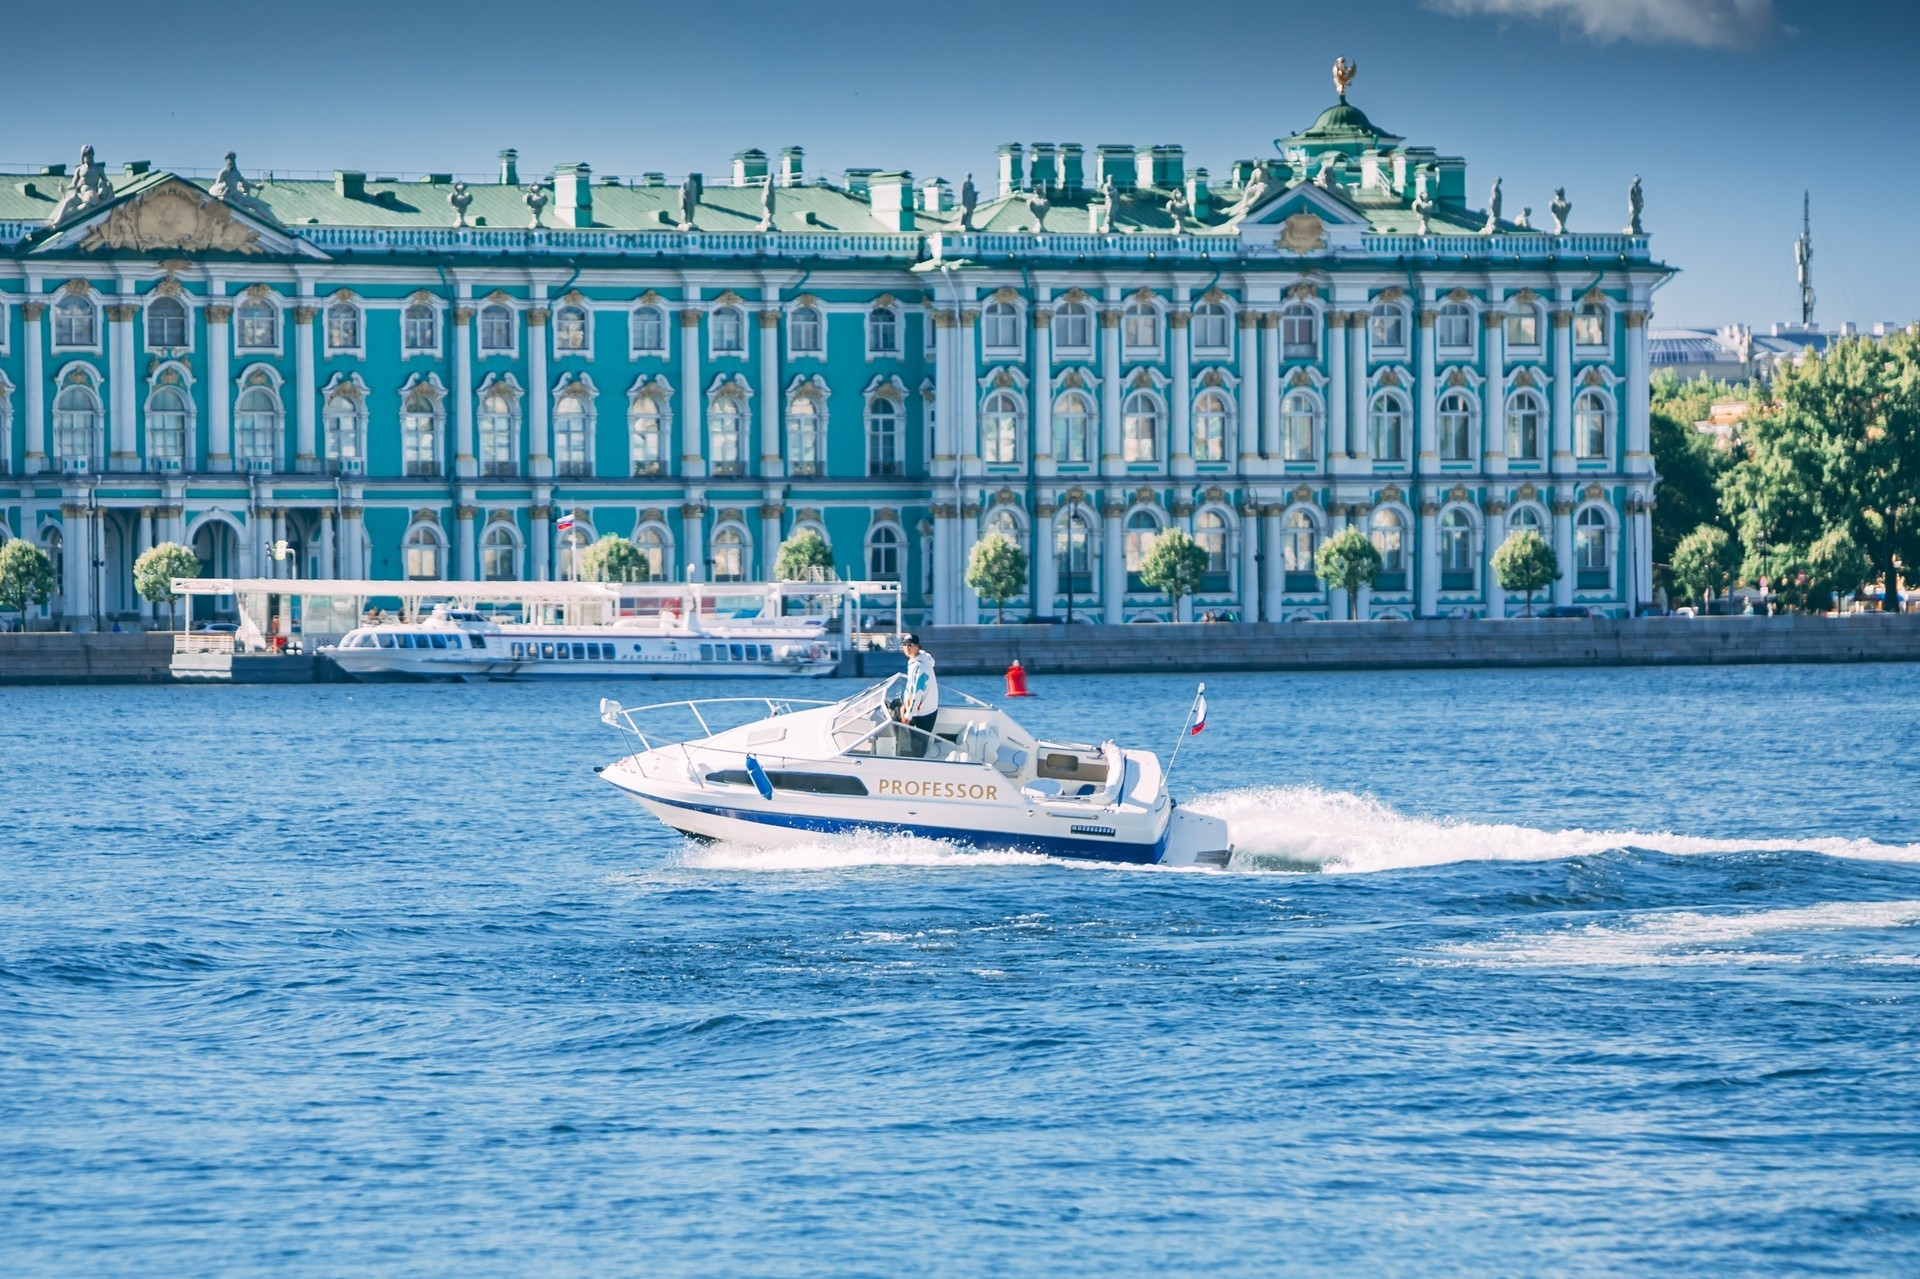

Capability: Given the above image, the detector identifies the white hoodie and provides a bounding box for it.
[904,649,939,719]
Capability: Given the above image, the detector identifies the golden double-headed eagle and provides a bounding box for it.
[1333,56,1357,99]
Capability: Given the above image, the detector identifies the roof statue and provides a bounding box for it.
[1625,175,1643,235]
[1024,189,1049,234]
[1515,206,1532,230]
[1481,177,1502,234]
[1313,153,1338,188]
[48,144,114,225]
[959,174,977,232]
[1095,174,1115,234]
[1164,184,1189,228]
[757,174,775,232]
[1332,56,1357,100]
[676,173,701,232]
[1410,171,1434,235]
[448,181,472,228]
[1550,187,1571,235]
[209,152,271,220]
[523,183,549,229]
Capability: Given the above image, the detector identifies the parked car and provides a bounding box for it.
[1537,605,1593,619]
[193,622,240,634]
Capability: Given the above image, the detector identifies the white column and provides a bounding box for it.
[530,489,553,582]
[61,502,90,627]
[451,306,474,478]
[760,498,784,581]
[1485,502,1507,618]
[23,299,46,473]
[295,304,319,470]
[271,508,288,580]
[931,312,956,475]
[1033,504,1058,615]
[456,495,476,581]
[316,508,336,580]
[1553,496,1575,607]
[1346,313,1368,459]
[207,302,232,471]
[1484,305,1507,475]
[1625,311,1652,474]
[1326,312,1348,458]
[1098,308,1122,476]
[758,309,783,476]
[931,502,956,624]
[958,312,979,470]
[134,506,154,621]
[1235,310,1260,465]
[1261,506,1284,621]
[528,307,551,477]
[1634,498,1654,611]
[1032,304,1054,475]
[1419,499,1439,618]
[1329,504,1352,619]
[108,301,137,470]
[1551,305,1573,475]
[679,498,705,583]
[959,498,979,622]
[1416,309,1437,464]
[1259,314,1281,459]
[1169,309,1192,476]
[1101,500,1125,623]
[1237,504,1259,622]
[341,501,365,581]
[678,297,705,477]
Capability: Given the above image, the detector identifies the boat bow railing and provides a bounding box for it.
[600,695,834,754]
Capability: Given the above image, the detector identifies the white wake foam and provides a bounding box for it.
[677,829,1056,872]
[1429,899,1920,968]
[1187,786,1920,875]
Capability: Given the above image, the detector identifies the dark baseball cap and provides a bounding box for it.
[902,632,922,647]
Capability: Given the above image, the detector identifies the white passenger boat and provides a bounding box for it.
[325,609,514,680]
[596,677,1234,867]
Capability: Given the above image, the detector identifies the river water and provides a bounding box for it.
[5,665,1919,1275]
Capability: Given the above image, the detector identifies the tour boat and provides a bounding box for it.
[595,677,1234,867]
[325,609,514,680]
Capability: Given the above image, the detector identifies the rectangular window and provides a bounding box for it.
[1575,309,1606,347]
[1505,312,1539,347]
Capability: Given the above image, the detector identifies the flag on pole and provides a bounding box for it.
[1189,692,1207,735]
[555,513,576,532]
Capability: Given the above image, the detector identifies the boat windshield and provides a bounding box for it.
[829,675,906,751]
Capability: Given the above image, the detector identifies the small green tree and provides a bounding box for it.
[1669,524,1737,611]
[578,533,650,583]
[0,539,57,632]
[1138,528,1209,619]
[965,532,1028,623]
[775,529,835,582]
[1314,525,1381,620]
[1490,529,1559,617]
[1805,525,1873,613]
[134,541,201,631]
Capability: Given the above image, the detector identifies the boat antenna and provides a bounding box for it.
[1164,682,1206,780]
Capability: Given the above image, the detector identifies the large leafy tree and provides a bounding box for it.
[1648,371,1740,589]
[965,532,1028,623]
[1491,529,1558,617]
[1726,333,1920,610]
[1138,529,1208,617]
[1668,524,1738,611]
[133,541,201,631]
[775,529,835,582]
[1314,525,1381,620]
[0,540,57,632]
[579,533,650,583]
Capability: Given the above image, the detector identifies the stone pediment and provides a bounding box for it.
[34,177,325,259]
[1237,183,1369,255]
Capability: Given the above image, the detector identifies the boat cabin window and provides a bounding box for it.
[376,632,395,648]
[429,634,448,649]
[705,768,869,797]
[467,634,484,650]
[573,643,587,660]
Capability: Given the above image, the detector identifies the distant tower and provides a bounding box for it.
[1795,191,1816,327]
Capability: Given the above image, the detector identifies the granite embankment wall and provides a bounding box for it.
[922,614,1920,676]
[0,632,178,684]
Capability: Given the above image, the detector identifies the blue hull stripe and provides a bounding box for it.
[623,786,1170,865]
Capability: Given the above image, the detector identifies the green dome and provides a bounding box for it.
[1305,100,1379,139]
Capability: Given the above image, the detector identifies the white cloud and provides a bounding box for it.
[1426,0,1779,49]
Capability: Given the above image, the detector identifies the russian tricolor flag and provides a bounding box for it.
[556,513,576,532]
[1189,692,1207,735]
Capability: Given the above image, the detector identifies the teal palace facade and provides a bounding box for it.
[0,66,1671,628]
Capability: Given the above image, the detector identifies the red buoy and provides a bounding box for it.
[1005,659,1032,697]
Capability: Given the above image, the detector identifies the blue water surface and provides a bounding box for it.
[4,665,1920,1276]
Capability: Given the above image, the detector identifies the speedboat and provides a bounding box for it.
[595,676,1233,867]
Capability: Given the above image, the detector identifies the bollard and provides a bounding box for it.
[1005,658,1031,697]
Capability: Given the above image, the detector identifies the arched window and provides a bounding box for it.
[1369,301,1405,351]
[1575,390,1610,459]
[402,387,439,476]
[1506,390,1545,461]
[553,392,592,476]
[1505,304,1540,348]
[1192,301,1230,352]
[1122,391,1160,463]
[709,394,745,475]
[1440,508,1474,573]
[402,302,437,351]
[1575,301,1608,347]
[553,304,588,351]
[984,507,1021,546]
[404,524,442,581]
[630,304,666,354]
[1508,505,1543,534]
[235,299,276,349]
[867,525,902,580]
[146,385,188,468]
[1052,300,1091,351]
[147,296,188,349]
[324,394,364,469]
[1124,509,1161,573]
[1370,391,1407,461]
[867,306,899,355]
[54,296,96,347]
[1576,507,1610,579]
[789,305,823,356]
[1192,391,1230,463]
[711,526,747,583]
[711,305,745,355]
[1282,303,1317,358]
[865,396,901,476]
[1122,299,1160,350]
[630,392,665,475]
[1283,510,1318,579]
[53,384,101,469]
[633,526,669,581]
[1194,510,1229,575]
[43,527,64,598]
[787,394,823,475]
[1282,391,1316,461]
[325,301,360,350]
[1055,508,1094,585]
[481,523,519,582]
[1370,508,1405,574]
[478,391,517,476]
[479,303,515,352]
[1054,391,1092,464]
[1437,301,1473,349]
[1438,390,1474,462]
[982,301,1020,351]
[557,525,591,581]
[235,386,279,468]
[980,390,1020,464]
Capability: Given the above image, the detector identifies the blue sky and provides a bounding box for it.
[5,0,1913,327]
